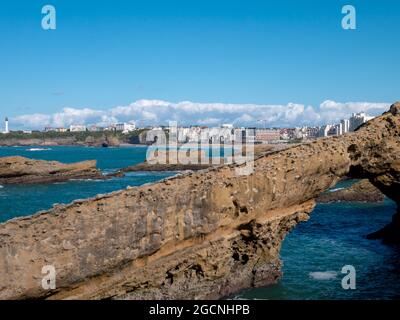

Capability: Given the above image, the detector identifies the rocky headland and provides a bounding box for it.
[0,130,148,147]
[0,156,106,184]
[0,136,121,147]
[0,103,399,300]
[121,162,212,172]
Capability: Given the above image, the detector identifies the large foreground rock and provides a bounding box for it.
[0,156,104,184]
[0,103,399,299]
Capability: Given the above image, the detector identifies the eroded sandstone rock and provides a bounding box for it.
[390,101,400,116]
[0,156,104,184]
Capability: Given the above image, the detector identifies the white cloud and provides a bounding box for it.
[320,100,388,112]
[10,99,390,130]
[235,114,254,124]
[317,100,389,124]
[12,113,52,128]
[197,117,221,125]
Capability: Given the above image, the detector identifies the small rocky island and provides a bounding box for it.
[317,179,385,203]
[0,156,106,184]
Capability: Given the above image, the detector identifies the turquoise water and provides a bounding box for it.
[238,198,400,299]
[0,146,175,221]
[1,146,399,299]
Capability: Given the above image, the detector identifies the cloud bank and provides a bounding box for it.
[10,99,390,130]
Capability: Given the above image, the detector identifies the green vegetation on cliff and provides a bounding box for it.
[0,129,148,146]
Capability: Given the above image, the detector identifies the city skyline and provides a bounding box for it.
[1,109,375,143]
[1,99,389,131]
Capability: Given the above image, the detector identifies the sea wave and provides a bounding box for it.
[26,148,52,151]
[309,271,337,280]
[329,187,344,192]
[0,185,3,189]
[69,179,105,182]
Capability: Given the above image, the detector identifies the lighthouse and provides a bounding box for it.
[4,117,9,134]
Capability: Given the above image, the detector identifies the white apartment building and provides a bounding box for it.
[177,127,190,143]
[349,112,373,132]
[336,123,344,136]
[234,128,256,144]
[70,125,87,132]
[115,122,136,134]
[319,124,336,137]
[145,127,166,144]
[340,119,350,134]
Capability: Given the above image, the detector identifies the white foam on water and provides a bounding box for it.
[26,148,52,151]
[69,179,105,182]
[309,271,337,280]
[329,187,344,192]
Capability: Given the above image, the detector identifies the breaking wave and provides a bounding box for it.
[26,148,52,152]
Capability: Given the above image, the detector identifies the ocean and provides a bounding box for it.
[0,146,399,299]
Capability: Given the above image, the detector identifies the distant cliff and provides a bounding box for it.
[0,103,399,300]
[0,130,147,147]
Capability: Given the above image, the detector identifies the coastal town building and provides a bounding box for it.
[104,125,116,131]
[45,127,68,133]
[255,129,280,144]
[340,119,350,134]
[88,125,104,132]
[233,128,245,143]
[336,123,343,136]
[177,127,190,143]
[316,113,372,137]
[145,127,166,144]
[349,112,373,132]
[174,126,237,144]
[115,122,136,134]
[23,111,375,144]
[186,126,202,143]
[280,128,296,140]
[69,125,87,132]
[305,126,320,139]
[319,124,337,137]
[294,127,308,140]
[239,127,256,144]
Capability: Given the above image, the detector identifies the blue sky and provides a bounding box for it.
[0,0,399,129]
